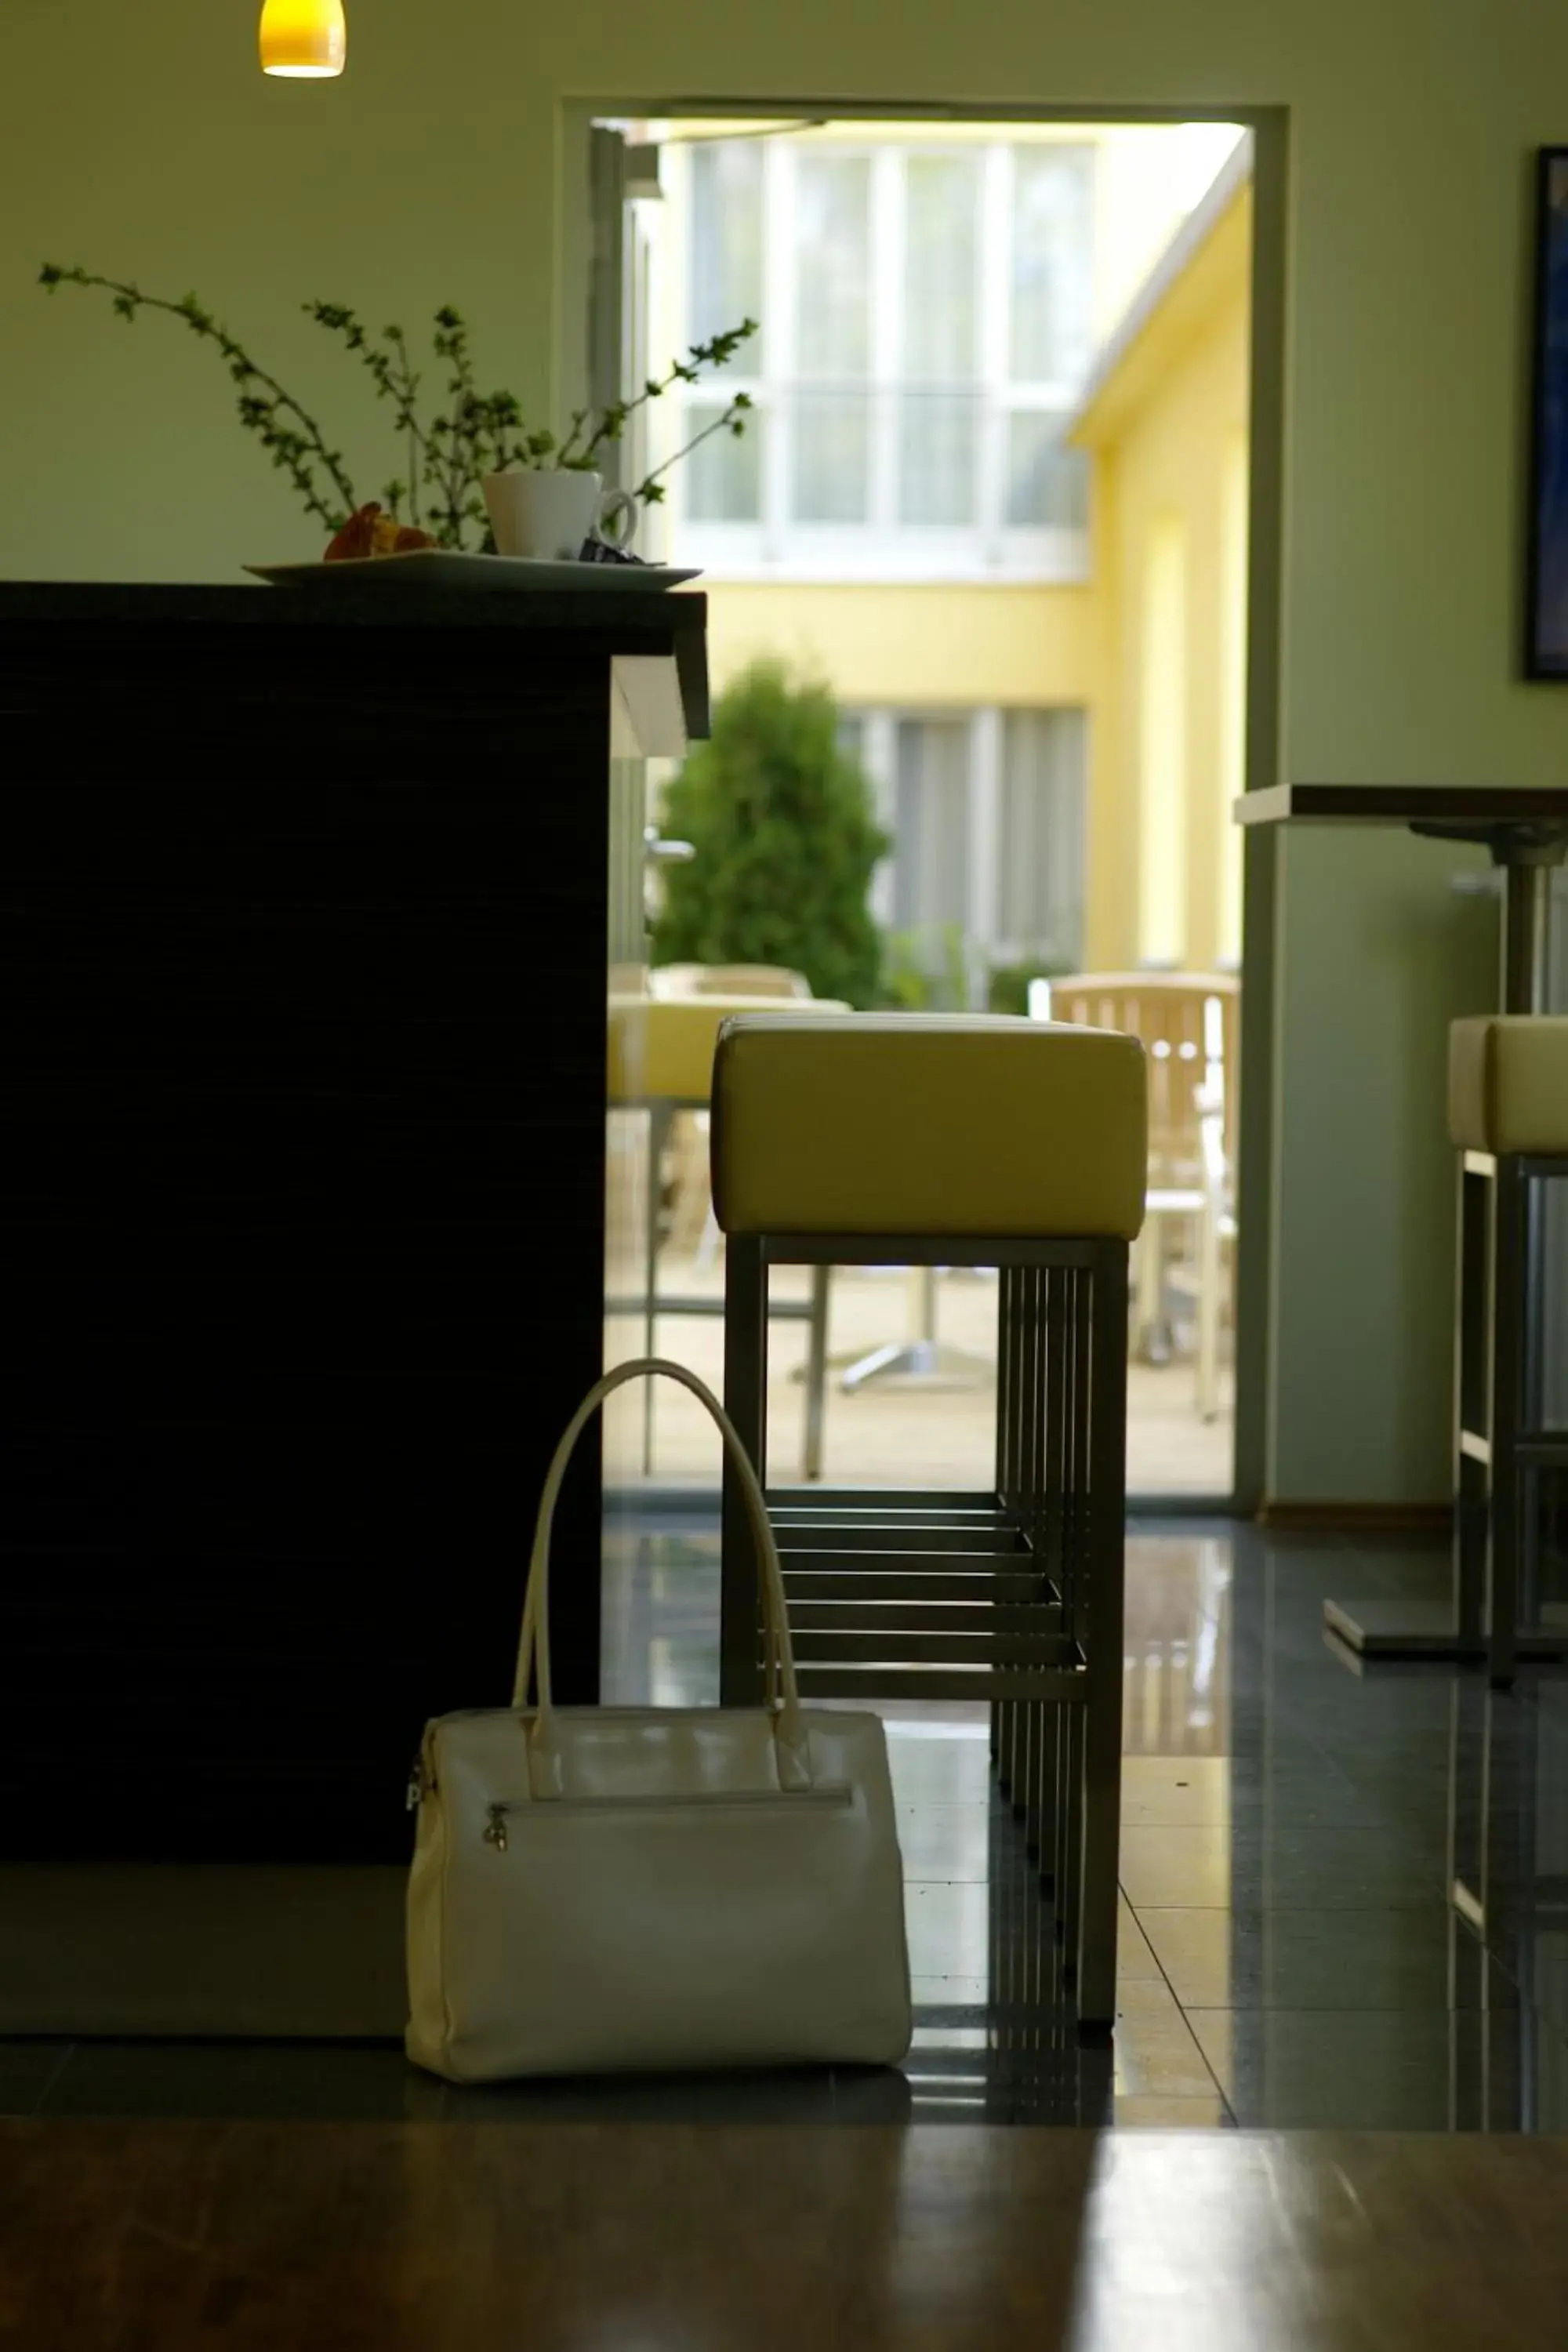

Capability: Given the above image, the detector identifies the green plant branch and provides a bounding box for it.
[40,264,358,531]
[39,268,759,552]
[564,318,758,472]
[306,303,429,528]
[634,390,754,504]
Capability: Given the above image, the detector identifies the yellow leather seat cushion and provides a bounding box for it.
[1449,1017,1568,1154]
[712,1013,1148,1240]
[608,993,849,1105]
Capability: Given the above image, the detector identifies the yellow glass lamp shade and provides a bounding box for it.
[259,0,347,78]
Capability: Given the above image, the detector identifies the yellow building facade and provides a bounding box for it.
[1072,172,1251,974]
[656,125,1251,982]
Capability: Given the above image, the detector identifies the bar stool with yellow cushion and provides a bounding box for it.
[710,1011,1146,2031]
[1448,1016,1568,1686]
[608,993,849,1476]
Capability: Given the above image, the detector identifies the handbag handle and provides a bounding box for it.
[512,1357,810,1790]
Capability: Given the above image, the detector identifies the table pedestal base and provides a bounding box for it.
[1324,1595,1568,1665]
[1321,816,1568,1671]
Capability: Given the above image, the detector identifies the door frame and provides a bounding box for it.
[559,96,1290,1520]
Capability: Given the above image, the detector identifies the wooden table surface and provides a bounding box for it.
[5,2119,1567,2348]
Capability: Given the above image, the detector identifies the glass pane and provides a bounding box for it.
[1010,145,1094,384]
[997,710,1087,960]
[690,142,764,358]
[795,154,873,377]
[793,391,871,523]
[902,154,981,379]
[1006,412,1090,531]
[836,711,868,766]
[893,717,971,938]
[899,392,978,525]
[684,401,763,523]
[601,751,655,1636]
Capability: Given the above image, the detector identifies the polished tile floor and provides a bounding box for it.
[599,1511,1568,2130]
[4,1520,1566,2131]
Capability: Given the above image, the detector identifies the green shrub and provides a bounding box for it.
[880,923,973,1011]
[652,660,888,1007]
[985,956,1074,1017]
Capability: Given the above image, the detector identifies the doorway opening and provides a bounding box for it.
[592,106,1269,1517]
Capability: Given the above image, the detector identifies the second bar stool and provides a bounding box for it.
[1448,1015,1568,1685]
[708,1010,1146,2030]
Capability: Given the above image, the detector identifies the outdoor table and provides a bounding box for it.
[1235,782,1568,1661]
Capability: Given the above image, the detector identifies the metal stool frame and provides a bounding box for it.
[720,1228,1129,2031]
[1454,1147,1568,1686]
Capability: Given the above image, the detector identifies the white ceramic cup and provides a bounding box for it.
[482,468,638,561]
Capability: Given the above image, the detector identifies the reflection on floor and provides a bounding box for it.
[601,1514,1568,2129]
[4,1523,1567,2132]
[605,1254,1234,1496]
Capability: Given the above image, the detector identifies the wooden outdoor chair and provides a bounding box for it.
[1036,973,1238,1421]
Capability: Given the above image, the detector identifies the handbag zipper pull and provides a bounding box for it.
[483,1805,509,1853]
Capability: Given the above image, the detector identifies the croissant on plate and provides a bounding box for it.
[325,503,437,563]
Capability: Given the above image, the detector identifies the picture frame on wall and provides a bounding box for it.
[1526,147,1568,677]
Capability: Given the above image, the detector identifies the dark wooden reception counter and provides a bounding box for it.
[0,583,706,1922]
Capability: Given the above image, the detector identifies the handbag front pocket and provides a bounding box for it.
[479,1784,853,1850]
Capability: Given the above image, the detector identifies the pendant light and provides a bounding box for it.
[259,0,347,78]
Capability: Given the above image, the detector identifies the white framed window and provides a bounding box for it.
[996,709,1088,961]
[844,705,1087,982]
[664,138,1095,581]
[893,716,972,933]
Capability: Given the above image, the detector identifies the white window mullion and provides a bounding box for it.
[630,196,669,564]
[869,148,903,536]
[764,140,796,561]
[969,709,1002,980]
[867,709,898,927]
[662,142,691,541]
[978,144,1011,569]
[1057,710,1090,967]
[668,130,1094,583]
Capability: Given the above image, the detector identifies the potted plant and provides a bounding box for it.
[38,265,756,561]
[464,317,757,561]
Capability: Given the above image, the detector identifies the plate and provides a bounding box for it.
[245,550,702,593]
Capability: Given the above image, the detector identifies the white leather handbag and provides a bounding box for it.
[405,1358,912,2082]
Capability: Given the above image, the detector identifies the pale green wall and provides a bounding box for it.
[5,0,1561,1501]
